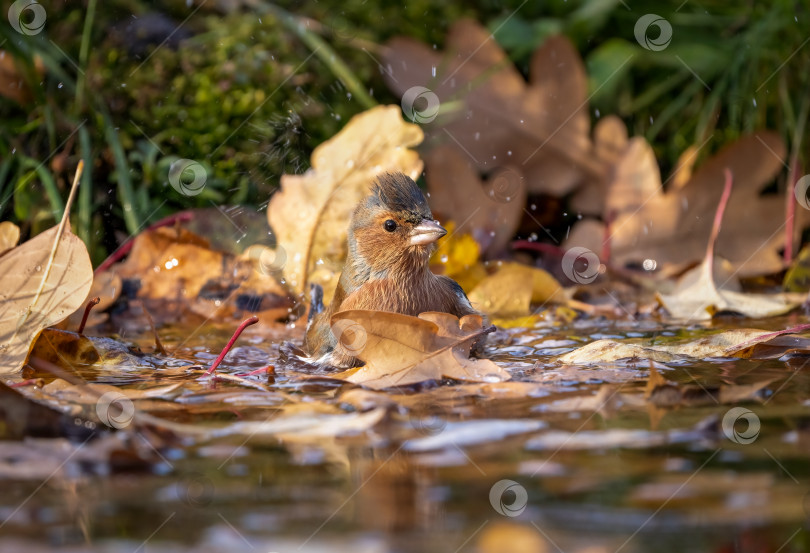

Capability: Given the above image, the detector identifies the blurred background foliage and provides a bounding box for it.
[1,0,808,263]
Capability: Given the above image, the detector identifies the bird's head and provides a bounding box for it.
[348,172,446,278]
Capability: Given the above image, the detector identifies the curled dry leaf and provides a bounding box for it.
[105,226,291,323]
[330,310,508,390]
[267,105,423,299]
[568,132,788,276]
[0,221,20,256]
[383,21,599,196]
[657,169,801,319]
[425,145,526,256]
[468,262,565,318]
[0,226,93,374]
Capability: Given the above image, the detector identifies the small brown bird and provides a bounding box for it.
[305,172,479,366]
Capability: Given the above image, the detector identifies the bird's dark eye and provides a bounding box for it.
[384,219,397,232]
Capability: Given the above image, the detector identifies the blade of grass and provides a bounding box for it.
[257,2,376,110]
[78,126,93,245]
[103,111,141,235]
[19,157,64,218]
[75,0,98,113]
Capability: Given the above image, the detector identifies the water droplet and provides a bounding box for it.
[440,255,448,263]
[483,373,503,383]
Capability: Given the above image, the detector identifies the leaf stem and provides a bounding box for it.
[205,316,260,376]
[704,168,734,284]
[77,296,100,334]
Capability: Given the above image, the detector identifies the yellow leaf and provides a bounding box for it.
[468,262,564,318]
[0,221,20,255]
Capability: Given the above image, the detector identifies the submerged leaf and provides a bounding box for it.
[330,310,507,389]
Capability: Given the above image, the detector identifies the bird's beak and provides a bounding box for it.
[409,219,447,245]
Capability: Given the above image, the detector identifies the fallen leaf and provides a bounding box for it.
[39,378,184,404]
[568,132,788,276]
[383,22,601,196]
[330,310,508,390]
[425,145,526,256]
[657,169,801,319]
[430,221,487,293]
[267,105,423,298]
[559,326,810,365]
[0,221,20,255]
[107,226,291,322]
[468,262,565,318]
[0,223,93,374]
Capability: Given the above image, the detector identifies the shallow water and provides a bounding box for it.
[3,315,810,553]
